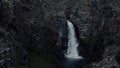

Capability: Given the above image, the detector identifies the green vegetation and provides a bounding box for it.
[29,51,52,68]
[21,51,53,68]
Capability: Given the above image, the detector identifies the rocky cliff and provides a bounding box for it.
[0,0,120,68]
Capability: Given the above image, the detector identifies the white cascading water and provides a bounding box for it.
[65,20,83,59]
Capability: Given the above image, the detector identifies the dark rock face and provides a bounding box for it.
[0,0,120,68]
[0,28,28,68]
[67,0,120,67]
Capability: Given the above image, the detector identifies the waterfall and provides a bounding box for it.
[65,20,83,59]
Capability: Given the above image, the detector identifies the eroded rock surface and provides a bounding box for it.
[0,28,28,68]
[0,0,120,68]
